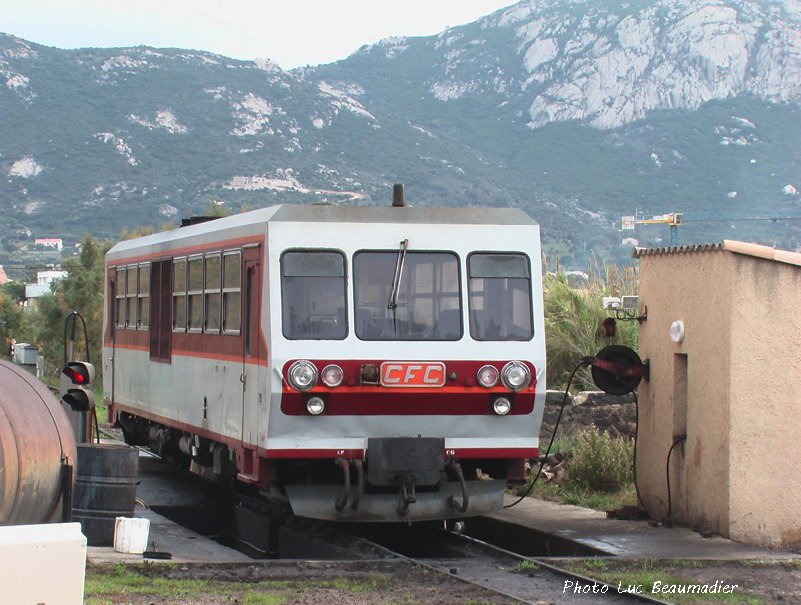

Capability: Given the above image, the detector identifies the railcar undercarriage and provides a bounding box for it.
[116,412,525,522]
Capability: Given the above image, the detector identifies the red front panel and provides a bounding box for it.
[280,359,537,416]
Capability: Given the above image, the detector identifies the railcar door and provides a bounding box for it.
[241,246,261,446]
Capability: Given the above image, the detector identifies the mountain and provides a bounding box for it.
[2,0,801,276]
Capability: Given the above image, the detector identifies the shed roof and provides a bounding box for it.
[632,240,801,268]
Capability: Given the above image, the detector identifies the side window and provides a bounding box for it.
[126,265,138,328]
[187,256,203,331]
[204,253,222,333]
[222,251,242,334]
[281,251,347,340]
[115,267,127,328]
[138,263,150,329]
[173,258,187,331]
[468,253,533,341]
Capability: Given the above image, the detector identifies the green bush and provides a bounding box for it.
[568,427,634,492]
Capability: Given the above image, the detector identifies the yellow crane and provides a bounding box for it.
[621,212,683,245]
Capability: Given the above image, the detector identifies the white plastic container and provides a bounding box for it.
[113,516,150,554]
[0,522,87,605]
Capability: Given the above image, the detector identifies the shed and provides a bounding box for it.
[634,240,801,549]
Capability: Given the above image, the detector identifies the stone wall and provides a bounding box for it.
[540,390,637,444]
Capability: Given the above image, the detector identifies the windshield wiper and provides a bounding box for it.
[387,239,409,332]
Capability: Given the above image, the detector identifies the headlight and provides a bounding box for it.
[477,365,499,388]
[321,364,344,388]
[501,361,531,392]
[493,397,512,415]
[288,360,318,391]
[306,396,326,415]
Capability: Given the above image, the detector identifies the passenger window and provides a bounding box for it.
[172,258,187,331]
[468,253,533,341]
[281,251,347,340]
[187,256,203,331]
[204,254,222,333]
[115,267,127,328]
[138,263,150,329]
[222,252,242,334]
[126,265,138,328]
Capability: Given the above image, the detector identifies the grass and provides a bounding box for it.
[522,427,639,512]
[85,564,394,605]
[557,560,765,605]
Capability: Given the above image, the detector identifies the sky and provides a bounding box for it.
[1,0,517,69]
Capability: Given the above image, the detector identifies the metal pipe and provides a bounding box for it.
[392,183,405,207]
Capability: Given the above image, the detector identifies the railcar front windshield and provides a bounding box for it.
[468,253,533,341]
[354,251,462,340]
[281,251,347,340]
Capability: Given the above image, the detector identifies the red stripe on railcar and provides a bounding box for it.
[280,359,538,416]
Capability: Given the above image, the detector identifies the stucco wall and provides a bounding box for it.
[637,244,801,549]
[637,250,734,535]
[728,255,801,548]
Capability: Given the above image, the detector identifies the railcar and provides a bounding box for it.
[103,202,546,521]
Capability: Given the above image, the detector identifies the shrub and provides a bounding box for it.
[568,427,634,492]
[544,264,640,390]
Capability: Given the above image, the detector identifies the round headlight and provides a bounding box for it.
[493,397,512,416]
[288,360,318,391]
[306,396,326,415]
[321,364,344,388]
[477,365,499,388]
[501,361,531,392]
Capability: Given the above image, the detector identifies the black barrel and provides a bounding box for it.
[72,443,139,546]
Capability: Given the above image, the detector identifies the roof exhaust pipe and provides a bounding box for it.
[392,183,405,207]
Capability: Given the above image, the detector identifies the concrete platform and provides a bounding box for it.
[87,452,252,564]
[88,442,799,564]
[492,496,800,560]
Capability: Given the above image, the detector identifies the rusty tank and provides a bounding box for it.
[0,359,77,525]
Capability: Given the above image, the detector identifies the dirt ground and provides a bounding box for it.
[558,559,801,605]
[661,560,801,604]
[86,558,801,605]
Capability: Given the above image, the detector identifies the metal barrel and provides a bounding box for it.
[0,359,77,525]
[72,443,139,545]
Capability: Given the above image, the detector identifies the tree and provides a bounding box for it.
[32,237,110,377]
[0,287,26,358]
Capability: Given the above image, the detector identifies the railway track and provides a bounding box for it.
[339,522,674,605]
[145,470,674,604]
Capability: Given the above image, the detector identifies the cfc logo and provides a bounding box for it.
[380,362,446,387]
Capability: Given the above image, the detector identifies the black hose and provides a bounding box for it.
[351,460,364,511]
[632,391,644,510]
[666,435,686,521]
[504,358,590,508]
[448,461,469,513]
[334,460,351,511]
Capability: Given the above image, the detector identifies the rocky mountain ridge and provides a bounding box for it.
[1,0,800,275]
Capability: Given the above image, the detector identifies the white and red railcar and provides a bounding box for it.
[103,204,546,521]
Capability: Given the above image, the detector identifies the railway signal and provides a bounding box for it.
[60,361,95,411]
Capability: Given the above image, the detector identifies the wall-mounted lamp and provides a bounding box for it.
[669,320,685,343]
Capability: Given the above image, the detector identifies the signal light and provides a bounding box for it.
[61,361,95,411]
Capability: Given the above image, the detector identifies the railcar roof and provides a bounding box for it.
[269,204,537,225]
[107,204,537,258]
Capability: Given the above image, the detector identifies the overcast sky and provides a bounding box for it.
[2,0,516,69]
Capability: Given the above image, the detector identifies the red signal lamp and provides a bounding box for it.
[60,361,95,411]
